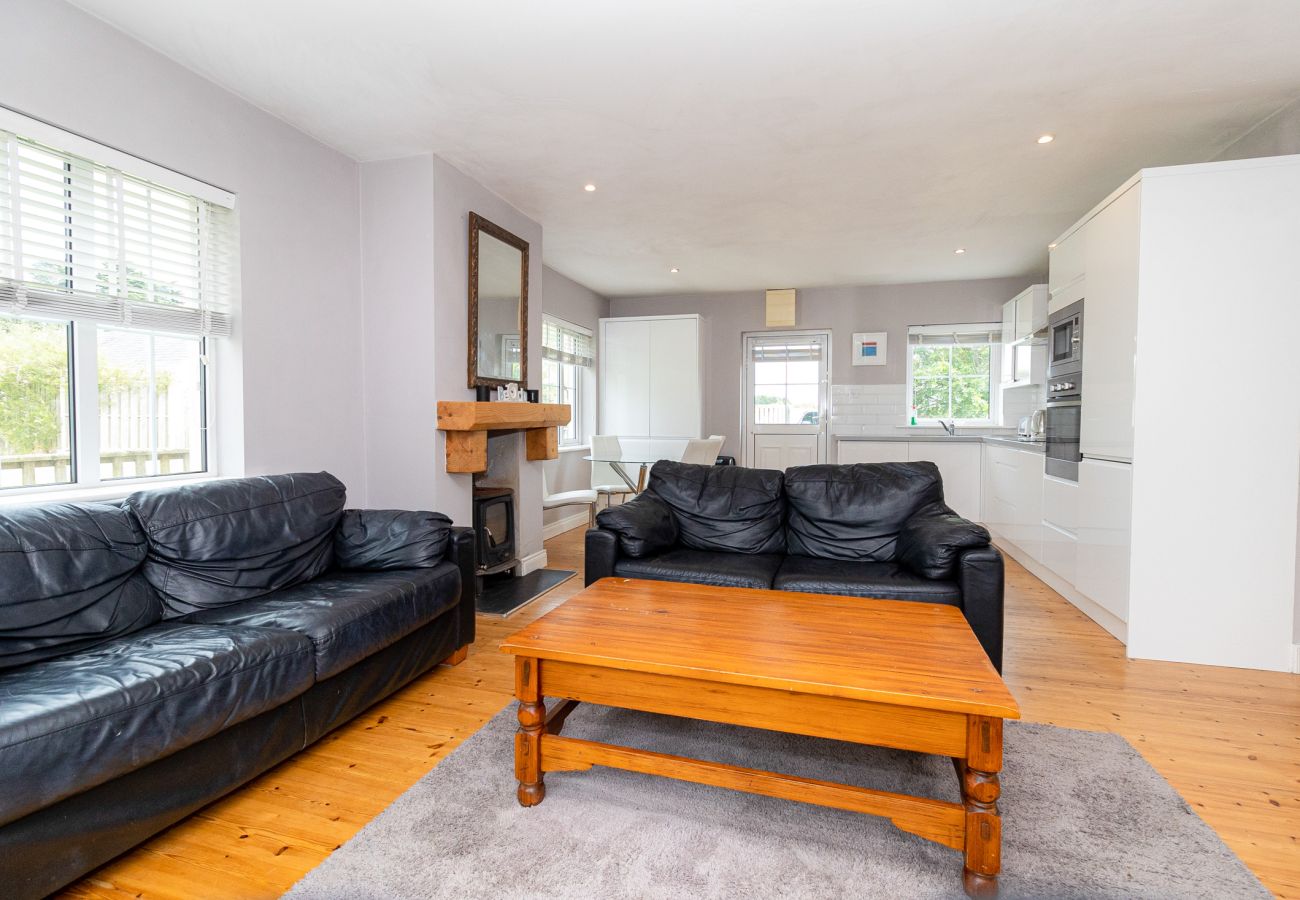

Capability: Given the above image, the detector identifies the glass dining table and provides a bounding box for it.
[583,437,691,493]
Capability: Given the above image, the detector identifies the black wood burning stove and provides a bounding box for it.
[472,487,515,572]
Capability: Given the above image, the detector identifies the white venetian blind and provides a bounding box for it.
[0,129,236,336]
[541,317,593,366]
[907,323,1001,346]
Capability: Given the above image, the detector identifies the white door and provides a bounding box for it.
[599,319,650,437]
[648,317,702,437]
[743,331,830,469]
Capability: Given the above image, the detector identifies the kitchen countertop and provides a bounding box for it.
[834,433,1046,452]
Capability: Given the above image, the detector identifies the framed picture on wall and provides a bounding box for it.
[851,332,887,366]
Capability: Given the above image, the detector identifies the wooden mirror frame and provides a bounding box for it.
[467,211,530,389]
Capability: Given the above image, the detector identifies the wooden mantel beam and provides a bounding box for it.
[436,401,571,473]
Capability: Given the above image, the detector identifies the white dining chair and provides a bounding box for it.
[542,465,598,528]
[680,435,726,466]
[590,434,634,506]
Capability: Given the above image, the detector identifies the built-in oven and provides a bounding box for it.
[1045,300,1084,481]
[1049,300,1083,370]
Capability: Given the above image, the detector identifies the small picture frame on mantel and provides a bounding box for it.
[851,332,887,366]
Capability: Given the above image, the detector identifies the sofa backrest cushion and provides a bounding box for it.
[334,509,453,570]
[125,472,347,616]
[646,461,786,555]
[784,462,945,561]
[0,502,162,670]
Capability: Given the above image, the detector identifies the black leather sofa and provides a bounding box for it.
[586,460,1004,670]
[0,472,474,899]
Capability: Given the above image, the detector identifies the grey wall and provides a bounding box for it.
[3,0,366,494]
[609,276,1033,454]
[540,267,609,531]
[1214,96,1300,161]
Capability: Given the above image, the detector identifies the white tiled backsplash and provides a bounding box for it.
[1000,383,1044,430]
[830,383,909,434]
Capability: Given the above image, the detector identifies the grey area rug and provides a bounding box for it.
[287,704,1267,899]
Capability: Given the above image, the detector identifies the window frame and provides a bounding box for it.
[0,109,228,501]
[540,315,593,448]
[905,323,1002,426]
[0,316,216,499]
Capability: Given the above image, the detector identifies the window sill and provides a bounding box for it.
[0,473,225,507]
[558,443,590,454]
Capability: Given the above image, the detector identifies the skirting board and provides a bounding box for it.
[518,549,548,576]
[542,510,591,541]
[1293,643,1300,675]
[990,534,1129,645]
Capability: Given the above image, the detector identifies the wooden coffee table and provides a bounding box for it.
[500,578,1020,896]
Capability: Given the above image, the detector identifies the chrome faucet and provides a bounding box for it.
[938,420,956,436]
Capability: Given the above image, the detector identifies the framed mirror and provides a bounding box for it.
[468,212,529,388]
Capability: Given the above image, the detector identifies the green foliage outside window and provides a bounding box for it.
[912,345,991,421]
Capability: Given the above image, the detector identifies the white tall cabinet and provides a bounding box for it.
[599,314,704,439]
[1040,154,1300,672]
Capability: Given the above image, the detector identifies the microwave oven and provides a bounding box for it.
[1049,300,1083,369]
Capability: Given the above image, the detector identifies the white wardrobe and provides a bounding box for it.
[598,314,704,438]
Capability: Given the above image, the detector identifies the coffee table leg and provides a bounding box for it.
[962,715,1003,896]
[514,656,545,806]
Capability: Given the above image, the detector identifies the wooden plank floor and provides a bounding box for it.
[60,528,1300,899]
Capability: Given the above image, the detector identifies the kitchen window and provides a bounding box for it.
[540,316,593,447]
[0,113,237,494]
[906,323,1002,425]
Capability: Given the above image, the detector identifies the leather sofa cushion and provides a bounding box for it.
[595,494,678,558]
[896,503,991,579]
[0,622,314,827]
[783,462,944,561]
[773,555,962,604]
[646,461,786,555]
[614,548,785,590]
[125,472,347,616]
[0,502,162,670]
[334,510,453,570]
[182,564,460,680]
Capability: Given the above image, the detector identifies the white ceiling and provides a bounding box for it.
[69,0,1300,297]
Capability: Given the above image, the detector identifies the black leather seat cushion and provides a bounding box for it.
[773,556,962,604]
[182,564,460,680]
[0,622,314,827]
[645,461,786,554]
[125,472,347,616]
[784,462,944,561]
[0,502,162,670]
[614,548,785,590]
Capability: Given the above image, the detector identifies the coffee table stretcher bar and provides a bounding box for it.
[508,654,1007,897]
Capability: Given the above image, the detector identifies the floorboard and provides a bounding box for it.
[58,529,1300,899]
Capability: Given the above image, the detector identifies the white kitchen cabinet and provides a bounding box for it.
[907,442,982,522]
[1076,459,1132,623]
[1014,284,1048,339]
[1001,285,1047,386]
[837,440,909,464]
[981,444,1042,560]
[1079,183,1140,462]
[599,314,703,439]
[1040,475,1079,584]
[1047,228,1086,315]
[1000,298,1016,346]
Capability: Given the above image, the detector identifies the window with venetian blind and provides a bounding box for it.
[540,316,593,446]
[906,323,1002,424]
[0,114,238,492]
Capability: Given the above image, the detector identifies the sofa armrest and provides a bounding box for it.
[333,509,454,571]
[956,544,1004,672]
[897,505,991,580]
[585,528,620,586]
[594,493,678,558]
[448,527,476,647]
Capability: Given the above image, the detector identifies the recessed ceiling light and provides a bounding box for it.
[1037,134,1055,144]
[584,183,596,192]
[954,248,967,255]
[670,267,680,273]
[1048,242,1058,249]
